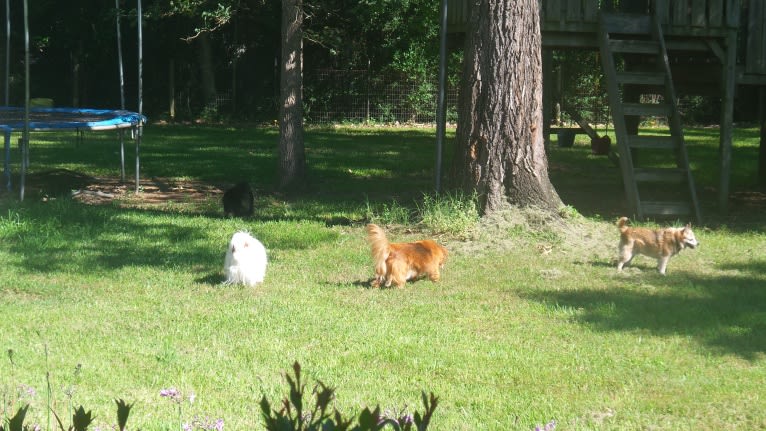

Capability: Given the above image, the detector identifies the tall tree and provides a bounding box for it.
[279,0,306,190]
[451,0,561,214]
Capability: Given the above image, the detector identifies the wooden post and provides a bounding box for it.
[759,86,766,186]
[718,27,737,212]
[542,48,553,148]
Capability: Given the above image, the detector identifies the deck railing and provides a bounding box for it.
[448,1,739,33]
[447,0,764,75]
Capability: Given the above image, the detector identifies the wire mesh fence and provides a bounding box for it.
[304,69,459,124]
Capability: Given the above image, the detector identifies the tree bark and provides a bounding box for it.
[451,0,562,214]
[278,0,306,191]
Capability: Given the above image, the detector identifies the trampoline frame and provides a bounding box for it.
[1,106,146,193]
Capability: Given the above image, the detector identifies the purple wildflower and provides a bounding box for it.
[19,384,37,397]
[534,420,556,431]
[160,387,181,400]
[399,414,414,425]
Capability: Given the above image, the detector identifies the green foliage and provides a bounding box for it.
[1,126,764,429]
[1,405,29,431]
[417,191,479,236]
[553,51,608,126]
[260,362,438,431]
[2,403,109,431]
[365,199,412,226]
[114,399,132,431]
[364,191,478,236]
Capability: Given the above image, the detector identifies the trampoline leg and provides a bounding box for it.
[135,126,141,192]
[119,129,125,182]
[3,129,10,191]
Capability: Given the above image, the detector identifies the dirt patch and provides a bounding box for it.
[22,169,225,211]
[450,205,616,262]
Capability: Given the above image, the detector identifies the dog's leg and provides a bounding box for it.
[617,244,633,271]
[617,254,633,271]
[428,267,441,282]
[657,257,669,275]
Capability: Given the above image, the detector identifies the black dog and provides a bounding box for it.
[222,182,254,217]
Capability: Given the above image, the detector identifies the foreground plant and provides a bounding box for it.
[260,362,438,431]
[0,399,133,431]
[0,405,29,431]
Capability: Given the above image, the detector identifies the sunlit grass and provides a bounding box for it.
[0,124,764,430]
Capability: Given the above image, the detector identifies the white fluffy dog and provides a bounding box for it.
[223,231,268,286]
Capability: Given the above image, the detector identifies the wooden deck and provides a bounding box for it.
[448,0,766,82]
[445,0,766,213]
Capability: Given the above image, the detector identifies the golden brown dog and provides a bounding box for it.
[366,224,448,288]
[617,217,698,275]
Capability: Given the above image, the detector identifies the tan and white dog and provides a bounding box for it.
[224,231,268,286]
[617,217,698,275]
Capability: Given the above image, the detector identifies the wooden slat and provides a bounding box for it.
[673,1,689,27]
[583,0,599,22]
[623,102,671,116]
[640,201,692,216]
[597,10,702,223]
[599,15,642,218]
[654,0,670,25]
[600,13,652,34]
[633,168,688,183]
[627,135,676,149]
[726,0,740,28]
[566,0,580,21]
[546,0,562,22]
[609,39,659,54]
[746,0,766,74]
[708,0,724,27]
[616,71,665,85]
[691,0,707,27]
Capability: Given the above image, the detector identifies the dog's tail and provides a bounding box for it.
[617,216,629,233]
[366,224,389,274]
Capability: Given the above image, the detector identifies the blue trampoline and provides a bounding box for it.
[0,107,145,131]
[1,106,146,194]
[3,0,145,199]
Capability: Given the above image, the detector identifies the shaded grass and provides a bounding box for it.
[0,124,764,430]
[548,125,764,229]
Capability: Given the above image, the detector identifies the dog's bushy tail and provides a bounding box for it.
[366,224,389,275]
[617,216,629,232]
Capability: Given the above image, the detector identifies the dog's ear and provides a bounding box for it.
[684,222,692,230]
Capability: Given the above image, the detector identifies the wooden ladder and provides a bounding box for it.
[598,12,701,222]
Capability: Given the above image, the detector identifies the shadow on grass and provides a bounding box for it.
[0,200,342,276]
[195,273,224,286]
[523,262,766,360]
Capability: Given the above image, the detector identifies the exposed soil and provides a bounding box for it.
[18,169,224,210]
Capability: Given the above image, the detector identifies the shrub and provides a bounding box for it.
[260,362,438,431]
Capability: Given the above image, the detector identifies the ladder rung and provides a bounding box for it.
[634,168,687,183]
[640,201,692,216]
[627,135,677,149]
[609,40,660,54]
[617,71,665,85]
[623,103,670,117]
[601,13,652,35]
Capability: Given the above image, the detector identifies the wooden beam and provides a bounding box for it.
[564,108,599,140]
[543,48,554,149]
[760,86,766,186]
[719,29,737,212]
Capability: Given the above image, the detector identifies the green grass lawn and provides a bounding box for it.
[0,124,764,430]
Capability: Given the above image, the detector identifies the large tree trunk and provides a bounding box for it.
[451,0,562,214]
[278,0,306,190]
